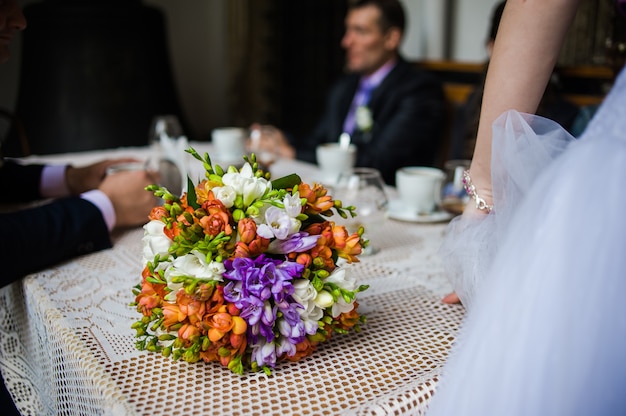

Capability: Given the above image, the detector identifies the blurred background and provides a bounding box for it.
[0,0,624,152]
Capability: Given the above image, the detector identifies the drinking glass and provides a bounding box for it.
[147,115,183,167]
[247,127,278,169]
[440,159,471,215]
[147,115,184,196]
[335,167,388,255]
[149,114,183,143]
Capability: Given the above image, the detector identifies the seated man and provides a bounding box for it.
[251,0,446,185]
[0,0,157,284]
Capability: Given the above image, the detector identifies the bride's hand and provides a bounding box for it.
[462,167,494,216]
[442,292,461,304]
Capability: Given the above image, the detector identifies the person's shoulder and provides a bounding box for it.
[390,58,443,88]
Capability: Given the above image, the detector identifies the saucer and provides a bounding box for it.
[387,199,455,223]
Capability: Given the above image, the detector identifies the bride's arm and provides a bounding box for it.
[442,0,582,305]
[467,0,582,211]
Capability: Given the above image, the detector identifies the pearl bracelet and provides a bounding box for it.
[462,170,494,213]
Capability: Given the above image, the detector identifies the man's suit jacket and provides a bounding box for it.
[295,58,446,185]
[0,160,112,284]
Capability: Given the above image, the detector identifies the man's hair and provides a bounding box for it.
[349,0,406,34]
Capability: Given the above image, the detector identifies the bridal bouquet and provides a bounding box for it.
[131,149,368,375]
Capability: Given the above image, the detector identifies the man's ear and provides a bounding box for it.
[384,27,402,50]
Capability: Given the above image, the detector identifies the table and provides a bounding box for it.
[0,143,465,415]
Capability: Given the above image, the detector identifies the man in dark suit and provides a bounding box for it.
[0,0,157,284]
[250,0,445,185]
[0,2,157,413]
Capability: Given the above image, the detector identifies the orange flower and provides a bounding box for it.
[230,333,245,348]
[209,312,235,333]
[178,323,200,343]
[199,199,233,236]
[284,338,317,362]
[295,253,312,268]
[136,292,161,316]
[175,205,197,227]
[337,302,361,330]
[205,285,226,315]
[135,277,167,316]
[231,316,247,335]
[149,206,169,221]
[237,218,257,244]
[299,183,334,214]
[177,291,207,324]
[194,181,211,204]
[162,303,186,328]
[337,232,362,263]
[234,241,252,258]
[304,222,337,271]
[331,224,362,263]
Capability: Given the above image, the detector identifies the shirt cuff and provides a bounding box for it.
[40,165,71,198]
[81,190,116,232]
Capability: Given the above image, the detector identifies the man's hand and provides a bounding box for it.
[248,123,296,159]
[98,169,159,229]
[65,158,140,195]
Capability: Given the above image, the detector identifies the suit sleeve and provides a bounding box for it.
[0,160,45,202]
[0,197,112,285]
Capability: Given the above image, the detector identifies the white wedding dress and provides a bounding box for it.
[428,65,626,415]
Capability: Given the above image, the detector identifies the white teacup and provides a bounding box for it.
[211,127,247,164]
[315,143,357,184]
[395,166,446,215]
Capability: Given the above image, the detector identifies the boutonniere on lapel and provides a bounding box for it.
[355,105,373,132]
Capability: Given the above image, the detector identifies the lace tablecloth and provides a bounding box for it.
[0,145,464,415]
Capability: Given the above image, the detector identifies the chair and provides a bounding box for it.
[3,0,189,157]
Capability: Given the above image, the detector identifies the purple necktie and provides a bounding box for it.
[343,80,375,135]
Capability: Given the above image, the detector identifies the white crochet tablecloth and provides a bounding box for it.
[0,144,464,415]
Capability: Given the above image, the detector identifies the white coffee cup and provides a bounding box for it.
[395,166,446,215]
[211,127,247,164]
[315,143,357,184]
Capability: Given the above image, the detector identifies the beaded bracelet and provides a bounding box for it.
[462,170,494,213]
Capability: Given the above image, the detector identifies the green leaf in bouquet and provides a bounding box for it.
[187,176,200,210]
[271,173,302,190]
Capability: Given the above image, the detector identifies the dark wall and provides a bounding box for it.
[273,0,348,138]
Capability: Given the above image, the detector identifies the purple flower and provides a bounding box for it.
[239,296,265,326]
[277,318,305,343]
[276,335,296,357]
[223,255,308,356]
[267,232,321,254]
[251,339,277,368]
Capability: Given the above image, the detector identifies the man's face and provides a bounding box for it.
[341,5,400,75]
[0,0,27,64]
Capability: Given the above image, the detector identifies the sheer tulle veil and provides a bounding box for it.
[428,65,626,415]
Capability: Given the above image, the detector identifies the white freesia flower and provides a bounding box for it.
[292,279,317,304]
[211,185,236,208]
[314,290,334,309]
[256,206,292,240]
[292,279,324,334]
[283,192,302,218]
[221,163,270,207]
[325,267,357,291]
[165,250,225,282]
[142,220,172,265]
[325,268,358,317]
[330,294,355,318]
